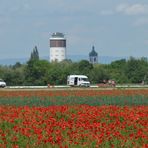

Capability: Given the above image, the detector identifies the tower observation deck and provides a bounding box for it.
[49,32,66,62]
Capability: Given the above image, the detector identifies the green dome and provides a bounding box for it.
[89,46,98,56]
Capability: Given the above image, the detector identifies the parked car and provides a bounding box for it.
[0,79,6,88]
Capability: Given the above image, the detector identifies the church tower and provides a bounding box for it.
[89,46,98,64]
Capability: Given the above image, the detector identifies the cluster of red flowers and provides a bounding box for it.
[0,89,148,97]
[0,105,148,147]
[0,89,148,147]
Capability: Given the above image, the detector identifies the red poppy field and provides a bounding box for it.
[0,89,148,147]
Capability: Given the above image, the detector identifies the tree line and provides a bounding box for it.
[0,47,148,86]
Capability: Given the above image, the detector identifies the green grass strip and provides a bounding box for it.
[0,95,148,106]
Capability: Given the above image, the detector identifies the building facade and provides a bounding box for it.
[89,46,98,64]
[50,32,66,62]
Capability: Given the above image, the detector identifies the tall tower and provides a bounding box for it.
[50,32,66,62]
[89,46,98,64]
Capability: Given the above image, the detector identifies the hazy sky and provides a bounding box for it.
[0,0,148,59]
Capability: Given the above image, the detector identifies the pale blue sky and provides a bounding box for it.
[0,0,148,59]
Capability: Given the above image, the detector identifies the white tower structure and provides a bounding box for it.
[50,32,66,62]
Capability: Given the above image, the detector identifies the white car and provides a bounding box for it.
[0,79,6,88]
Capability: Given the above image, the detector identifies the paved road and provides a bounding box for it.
[0,84,148,91]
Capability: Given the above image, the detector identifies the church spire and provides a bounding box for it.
[89,45,98,64]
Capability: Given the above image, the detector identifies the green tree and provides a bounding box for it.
[12,62,22,69]
[30,46,39,61]
[46,61,73,85]
[78,60,93,75]
[2,65,25,86]
[24,60,50,85]
[125,57,147,83]
[89,64,110,84]
[109,59,128,83]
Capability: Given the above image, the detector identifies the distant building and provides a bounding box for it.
[49,32,66,62]
[89,46,98,64]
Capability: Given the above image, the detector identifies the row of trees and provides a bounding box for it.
[0,47,148,86]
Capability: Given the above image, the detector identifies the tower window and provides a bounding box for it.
[50,40,66,47]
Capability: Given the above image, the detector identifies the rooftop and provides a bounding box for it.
[51,32,65,38]
[89,46,98,56]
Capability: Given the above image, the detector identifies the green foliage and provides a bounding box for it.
[30,46,39,61]
[125,57,148,83]
[1,65,25,86]
[0,56,148,85]
[109,59,128,83]
[89,64,110,83]
[24,60,50,85]
[78,60,93,75]
[0,95,147,106]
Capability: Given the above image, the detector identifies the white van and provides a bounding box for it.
[0,79,6,88]
[67,75,90,87]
